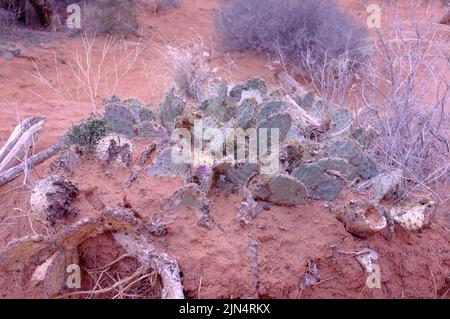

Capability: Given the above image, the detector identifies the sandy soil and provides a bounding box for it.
[0,0,449,298]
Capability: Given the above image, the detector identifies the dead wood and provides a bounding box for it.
[0,142,62,186]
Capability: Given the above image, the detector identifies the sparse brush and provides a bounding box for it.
[63,114,111,151]
[359,10,450,200]
[163,42,212,102]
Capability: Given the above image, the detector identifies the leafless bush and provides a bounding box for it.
[162,42,212,102]
[359,11,450,200]
[215,0,369,80]
[31,34,145,112]
[80,0,139,35]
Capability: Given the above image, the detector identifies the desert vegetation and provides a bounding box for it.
[0,0,449,300]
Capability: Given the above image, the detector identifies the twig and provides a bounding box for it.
[56,266,146,299]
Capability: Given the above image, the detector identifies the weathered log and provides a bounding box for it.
[0,142,62,186]
[0,116,44,164]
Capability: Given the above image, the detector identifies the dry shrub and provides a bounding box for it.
[215,0,369,78]
[359,8,450,200]
[80,0,139,35]
[162,42,212,102]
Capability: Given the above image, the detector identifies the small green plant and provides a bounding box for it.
[63,114,110,151]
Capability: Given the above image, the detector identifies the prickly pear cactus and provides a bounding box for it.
[158,86,186,132]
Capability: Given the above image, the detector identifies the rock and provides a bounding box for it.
[334,200,387,238]
[258,100,283,119]
[388,199,434,231]
[158,87,186,132]
[237,98,257,129]
[257,112,292,143]
[96,133,133,168]
[30,176,79,227]
[104,104,136,138]
[253,174,307,205]
[291,162,343,201]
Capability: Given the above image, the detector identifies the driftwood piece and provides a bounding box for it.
[0,142,62,186]
[0,117,44,163]
[0,117,45,172]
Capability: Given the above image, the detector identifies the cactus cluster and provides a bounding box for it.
[57,76,425,233]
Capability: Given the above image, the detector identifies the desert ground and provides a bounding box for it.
[0,0,449,299]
